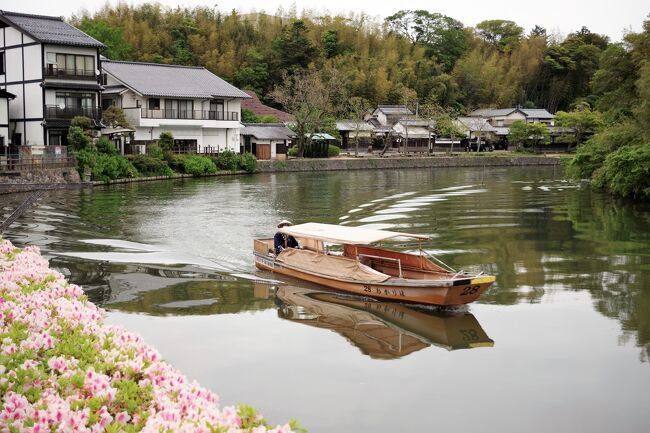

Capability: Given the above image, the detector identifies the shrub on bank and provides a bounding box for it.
[328,144,340,157]
[0,240,296,432]
[213,150,239,171]
[239,152,257,173]
[127,154,174,177]
[182,154,218,176]
[93,153,139,181]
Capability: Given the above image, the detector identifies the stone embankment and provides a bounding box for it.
[0,239,295,432]
[256,155,562,173]
[1,155,562,192]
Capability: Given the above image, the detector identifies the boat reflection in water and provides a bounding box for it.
[275,286,494,359]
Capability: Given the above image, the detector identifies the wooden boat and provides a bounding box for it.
[254,223,495,306]
[276,285,494,358]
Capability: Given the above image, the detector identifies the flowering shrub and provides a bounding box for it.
[0,239,296,433]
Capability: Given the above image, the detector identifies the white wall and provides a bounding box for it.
[5,47,23,82]
[3,27,32,46]
[25,83,43,118]
[23,44,42,81]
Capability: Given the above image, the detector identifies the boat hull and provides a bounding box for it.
[254,252,494,306]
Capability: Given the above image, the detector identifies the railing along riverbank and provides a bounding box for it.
[0,239,296,432]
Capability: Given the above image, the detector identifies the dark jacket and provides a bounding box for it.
[274,232,299,255]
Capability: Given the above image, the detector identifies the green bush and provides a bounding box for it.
[213,150,239,171]
[328,144,340,157]
[128,154,174,177]
[159,132,174,151]
[93,153,139,181]
[74,148,97,176]
[287,145,299,157]
[238,152,257,173]
[147,143,164,159]
[595,144,650,199]
[75,148,138,181]
[68,127,90,151]
[95,136,118,155]
[164,153,186,172]
[182,155,217,176]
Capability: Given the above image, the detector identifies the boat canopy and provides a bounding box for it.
[278,222,430,245]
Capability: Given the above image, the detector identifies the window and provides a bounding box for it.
[165,99,194,119]
[50,53,95,76]
[148,98,160,110]
[55,92,95,110]
[0,51,5,75]
[210,99,224,119]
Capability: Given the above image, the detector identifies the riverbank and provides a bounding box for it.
[1,154,563,191]
[0,239,295,433]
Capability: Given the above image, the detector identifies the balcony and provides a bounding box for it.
[43,67,97,81]
[140,109,239,121]
[44,105,102,120]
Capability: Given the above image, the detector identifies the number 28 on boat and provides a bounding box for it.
[253,223,495,306]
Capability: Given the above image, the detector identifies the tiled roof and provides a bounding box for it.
[469,107,554,119]
[0,10,105,48]
[521,108,554,118]
[102,60,250,99]
[456,117,497,133]
[241,90,293,122]
[102,85,127,95]
[336,120,374,131]
[241,123,295,140]
[375,105,413,115]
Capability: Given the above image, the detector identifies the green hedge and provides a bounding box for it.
[127,154,174,177]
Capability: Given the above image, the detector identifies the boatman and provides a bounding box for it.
[274,220,300,255]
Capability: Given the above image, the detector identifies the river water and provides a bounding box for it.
[3,166,650,433]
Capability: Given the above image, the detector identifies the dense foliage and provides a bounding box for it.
[73,4,618,112]
[567,18,650,199]
[71,5,650,199]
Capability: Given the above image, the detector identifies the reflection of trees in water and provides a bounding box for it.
[107,278,275,316]
[561,191,650,361]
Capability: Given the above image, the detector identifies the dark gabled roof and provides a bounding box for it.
[241,123,295,140]
[102,60,250,99]
[469,107,554,119]
[241,90,293,122]
[374,105,413,115]
[0,89,17,99]
[521,108,554,119]
[0,10,105,48]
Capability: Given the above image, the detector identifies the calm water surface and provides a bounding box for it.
[3,166,650,433]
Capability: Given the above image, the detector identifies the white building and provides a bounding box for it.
[0,10,105,151]
[0,89,16,150]
[240,123,294,160]
[101,60,250,153]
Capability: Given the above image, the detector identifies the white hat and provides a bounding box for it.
[277,219,293,228]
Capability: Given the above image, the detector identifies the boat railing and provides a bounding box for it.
[358,253,403,278]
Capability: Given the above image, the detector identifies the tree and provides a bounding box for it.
[102,106,133,129]
[526,122,550,151]
[159,131,174,151]
[346,96,372,157]
[270,69,341,157]
[67,127,90,151]
[507,120,530,151]
[232,48,269,96]
[422,103,463,154]
[272,20,317,73]
[529,25,547,39]
[555,102,605,148]
[476,19,524,52]
[321,30,342,58]
[385,10,468,71]
[77,18,133,60]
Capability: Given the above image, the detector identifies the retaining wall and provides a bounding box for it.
[256,155,562,173]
